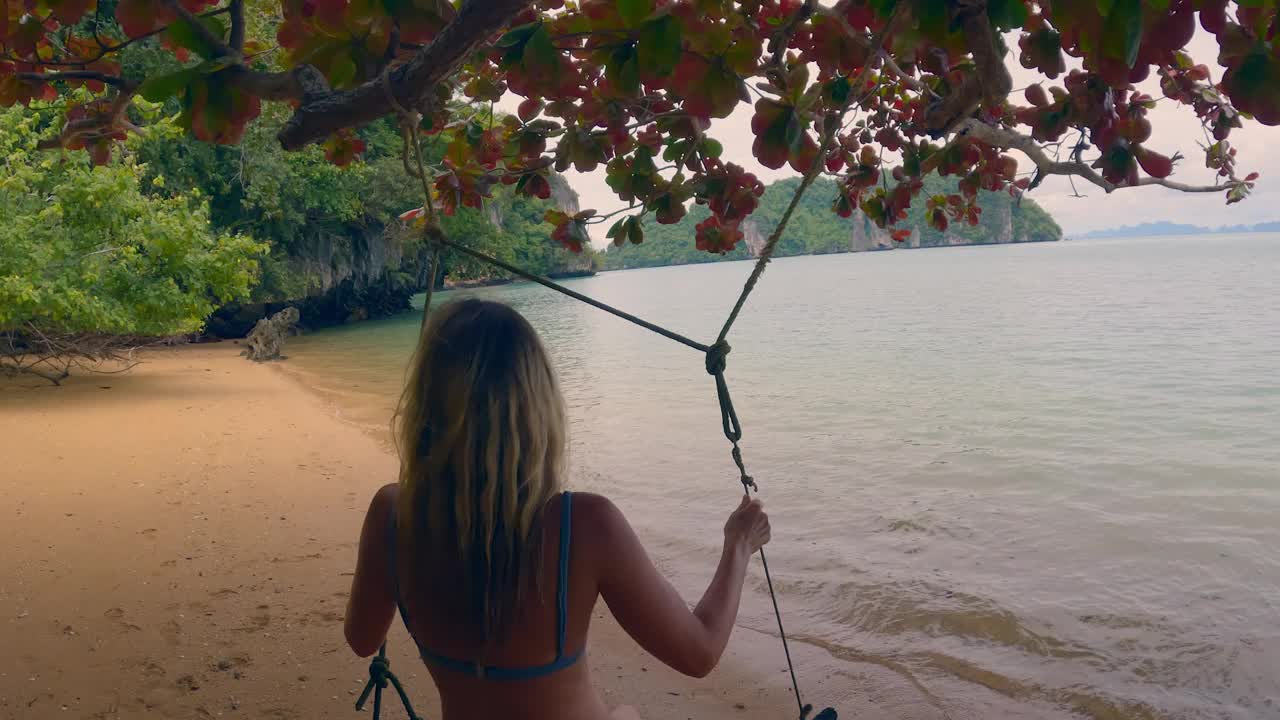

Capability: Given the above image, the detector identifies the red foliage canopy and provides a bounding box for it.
[2,0,1274,252]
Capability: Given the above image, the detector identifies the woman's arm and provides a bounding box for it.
[583,493,770,678]
[344,483,399,657]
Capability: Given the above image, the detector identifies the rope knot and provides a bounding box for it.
[705,340,731,376]
[368,655,391,688]
[423,224,446,250]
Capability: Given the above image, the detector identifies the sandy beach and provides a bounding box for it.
[0,344,869,720]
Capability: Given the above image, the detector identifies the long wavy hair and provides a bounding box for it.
[394,298,567,647]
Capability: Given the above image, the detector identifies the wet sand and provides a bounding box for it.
[0,345,869,720]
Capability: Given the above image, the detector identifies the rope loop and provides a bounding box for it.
[730,443,756,493]
[379,64,421,126]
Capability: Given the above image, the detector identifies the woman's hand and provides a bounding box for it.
[723,494,771,556]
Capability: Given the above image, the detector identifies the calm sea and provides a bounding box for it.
[283,234,1280,720]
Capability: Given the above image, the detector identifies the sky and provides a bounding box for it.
[497,27,1279,243]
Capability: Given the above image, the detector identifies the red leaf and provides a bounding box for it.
[116,0,160,38]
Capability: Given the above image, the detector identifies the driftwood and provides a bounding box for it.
[241,307,300,362]
[0,326,149,385]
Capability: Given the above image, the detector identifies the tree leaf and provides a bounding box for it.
[1102,0,1142,67]
[165,15,227,60]
[617,0,653,27]
[328,52,358,89]
[985,0,1029,31]
[522,23,560,78]
[140,67,202,102]
[636,15,682,76]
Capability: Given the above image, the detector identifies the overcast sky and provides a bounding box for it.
[499,29,1279,244]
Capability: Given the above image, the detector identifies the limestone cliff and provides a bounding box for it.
[209,175,586,337]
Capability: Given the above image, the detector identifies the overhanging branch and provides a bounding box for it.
[16,71,129,88]
[275,0,534,149]
[956,119,1229,194]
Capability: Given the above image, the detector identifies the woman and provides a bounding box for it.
[345,299,771,720]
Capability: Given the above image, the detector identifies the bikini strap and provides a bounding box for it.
[386,498,418,648]
[555,490,573,660]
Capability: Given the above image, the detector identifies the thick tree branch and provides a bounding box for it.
[923,0,1012,135]
[275,0,534,149]
[16,71,129,88]
[768,0,817,67]
[956,119,1229,194]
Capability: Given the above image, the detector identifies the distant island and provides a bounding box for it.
[1078,220,1280,238]
[602,175,1062,271]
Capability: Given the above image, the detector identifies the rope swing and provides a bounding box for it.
[355,89,839,720]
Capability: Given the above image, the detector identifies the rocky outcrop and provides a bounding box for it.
[548,174,580,215]
[208,221,431,337]
[849,210,894,251]
[742,218,767,256]
[241,307,300,362]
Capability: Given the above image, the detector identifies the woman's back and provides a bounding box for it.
[344,300,771,719]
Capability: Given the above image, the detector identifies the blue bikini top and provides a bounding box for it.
[388,491,582,680]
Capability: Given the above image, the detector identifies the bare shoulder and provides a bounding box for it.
[366,482,399,523]
[568,492,647,574]
[568,491,627,537]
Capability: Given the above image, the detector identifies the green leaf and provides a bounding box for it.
[617,0,653,27]
[1102,0,1142,67]
[607,216,627,239]
[329,53,358,89]
[497,22,537,48]
[985,0,1029,31]
[140,67,202,102]
[607,43,641,93]
[522,24,560,77]
[165,15,227,60]
[1147,0,1169,9]
[636,15,682,76]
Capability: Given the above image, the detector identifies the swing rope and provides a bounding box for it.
[355,75,840,720]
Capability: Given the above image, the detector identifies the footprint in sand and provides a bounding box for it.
[210,656,251,673]
[160,619,183,645]
[104,607,144,633]
[236,612,270,634]
[305,609,344,626]
[175,674,201,692]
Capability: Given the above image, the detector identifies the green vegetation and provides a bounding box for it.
[603,176,1062,271]
[0,103,265,382]
[132,101,594,305]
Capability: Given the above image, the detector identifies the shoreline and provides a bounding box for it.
[602,235,1059,272]
[0,345,873,720]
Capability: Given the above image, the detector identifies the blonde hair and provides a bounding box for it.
[394,298,567,645]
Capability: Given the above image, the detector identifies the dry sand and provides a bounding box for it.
[0,345,873,720]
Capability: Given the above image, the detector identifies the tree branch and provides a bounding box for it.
[956,119,1229,194]
[164,0,235,58]
[229,0,246,51]
[15,71,129,88]
[923,0,1012,135]
[38,87,139,150]
[767,0,817,68]
[275,0,534,149]
[0,7,230,67]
